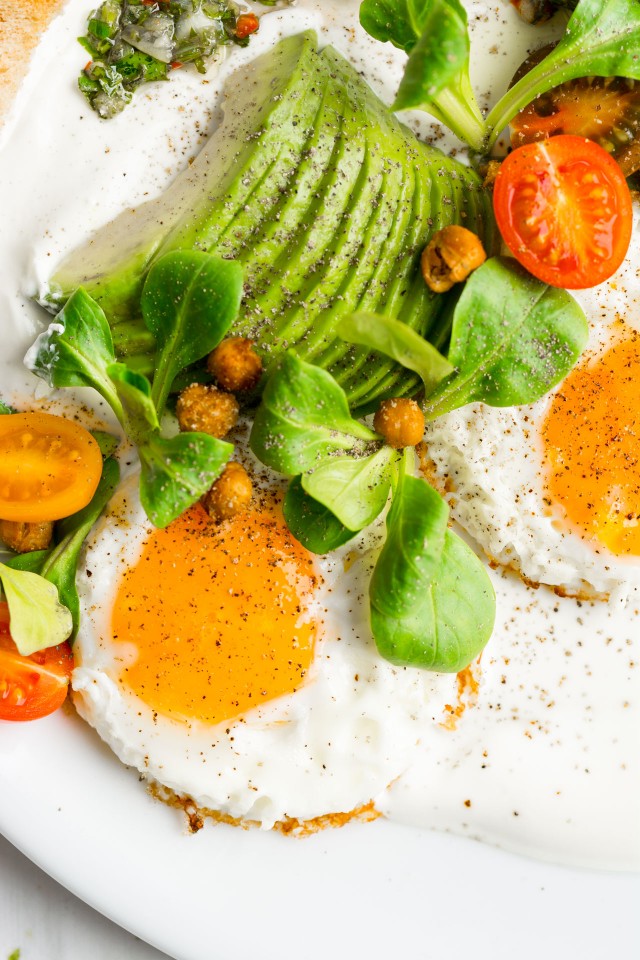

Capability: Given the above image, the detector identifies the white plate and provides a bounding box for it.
[1,707,639,960]
[0,2,638,956]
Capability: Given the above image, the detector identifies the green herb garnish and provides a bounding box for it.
[78,0,249,118]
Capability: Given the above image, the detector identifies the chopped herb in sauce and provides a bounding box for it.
[78,0,259,118]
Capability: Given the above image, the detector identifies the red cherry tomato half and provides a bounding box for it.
[493,135,633,289]
[0,602,73,721]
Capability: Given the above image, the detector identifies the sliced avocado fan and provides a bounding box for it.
[44,31,496,408]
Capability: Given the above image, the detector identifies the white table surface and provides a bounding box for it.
[0,835,170,960]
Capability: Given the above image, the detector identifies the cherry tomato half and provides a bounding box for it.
[0,412,102,522]
[493,135,633,289]
[0,603,73,721]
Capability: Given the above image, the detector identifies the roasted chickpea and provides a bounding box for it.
[374,398,425,450]
[0,519,54,554]
[207,337,263,393]
[176,383,239,439]
[421,225,487,293]
[201,462,253,521]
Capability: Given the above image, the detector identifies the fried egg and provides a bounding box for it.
[72,459,452,829]
[422,226,640,600]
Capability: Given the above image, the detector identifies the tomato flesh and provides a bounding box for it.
[0,603,73,721]
[511,76,640,175]
[0,412,103,522]
[493,135,632,289]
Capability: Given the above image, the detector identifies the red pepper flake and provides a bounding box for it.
[84,61,93,71]
[171,61,183,70]
[235,13,259,40]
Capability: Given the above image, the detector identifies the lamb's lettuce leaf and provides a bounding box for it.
[484,0,640,148]
[423,258,589,419]
[26,253,241,528]
[142,251,243,416]
[0,562,72,656]
[25,288,124,421]
[250,352,378,475]
[340,260,588,418]
[283,477,355,554]
[339,312,453,394]
[107,364,231,528]
[360,0,640,151]
[360,0,485,149]
[302,446,398,532]
[370,451,495,672]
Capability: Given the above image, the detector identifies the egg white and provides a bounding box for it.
[72,466,454,829]
[422,217,640,601]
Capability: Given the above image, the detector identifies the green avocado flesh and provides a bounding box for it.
[46,31,496,406]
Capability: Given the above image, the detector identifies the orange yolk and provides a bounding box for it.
[541,322,640,555]
[111,503,320,725]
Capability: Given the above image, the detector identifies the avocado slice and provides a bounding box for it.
[239,55,376,333]
[46,31,324,319]
[225,76,349,282]
[45,30,495,406]
[269,47,411,365]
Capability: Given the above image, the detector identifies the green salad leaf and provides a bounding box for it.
[27,255,241,528]
[0,562,72,656]
[139,432,232,529]
[141,251,243,416]
[283,477,355,554]
[423,258,589,419]
[38,457,121,632]
[302,447,398,532]
[91,430,120,459]
[370,452,495,672]
[107,363,160,444]
[4,447,121,640]
[360,0,640,151]
[250,352,378,475]
[339,259,588,418]
[483,0,640,148]
[252,355,393,539]
[6,551,51,574]
[360,0,485,149]
[107,363,231,527]
[26,287,124,421]
[338,312,453,394]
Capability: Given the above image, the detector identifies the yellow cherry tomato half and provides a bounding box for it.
[0,412,103,522]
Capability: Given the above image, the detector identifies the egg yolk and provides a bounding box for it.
[111,503,320,725]
[542,322,640,555]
